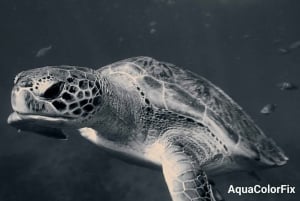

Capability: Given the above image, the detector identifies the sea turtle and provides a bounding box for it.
[8,56,288,201]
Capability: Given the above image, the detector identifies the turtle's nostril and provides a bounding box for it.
[42,82,64,99]
[18,79,33,88]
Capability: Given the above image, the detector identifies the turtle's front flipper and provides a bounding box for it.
[161,141,217,201]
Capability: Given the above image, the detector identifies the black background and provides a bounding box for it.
[0,0,299,200]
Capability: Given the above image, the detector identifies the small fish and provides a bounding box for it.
[277,82,298,91]
[36,45,52,58]
[150,28,156,34]
[260,104,277,115]
[278,48,289,54]
[289,40,300,49]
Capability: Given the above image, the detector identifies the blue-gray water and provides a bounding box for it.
[0,0,299,200]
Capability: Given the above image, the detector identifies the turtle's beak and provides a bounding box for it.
[11,85,57,116]
[8,83,70,139]
[8,112,68,140]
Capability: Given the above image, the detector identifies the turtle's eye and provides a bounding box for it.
[42,82,64,99]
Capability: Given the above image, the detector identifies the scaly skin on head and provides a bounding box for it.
[8,66,111,136]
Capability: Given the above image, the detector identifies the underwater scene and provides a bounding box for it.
[0,0,299,201]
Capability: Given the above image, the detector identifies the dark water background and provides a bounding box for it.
[0,0,300,200]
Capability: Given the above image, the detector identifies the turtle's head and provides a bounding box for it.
[8,66,103,139]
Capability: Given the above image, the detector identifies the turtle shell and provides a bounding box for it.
[98,56,288,166]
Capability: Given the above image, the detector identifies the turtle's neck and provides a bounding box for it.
[90,74,142,143]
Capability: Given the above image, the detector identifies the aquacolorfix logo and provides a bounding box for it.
[228,184,296,196]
